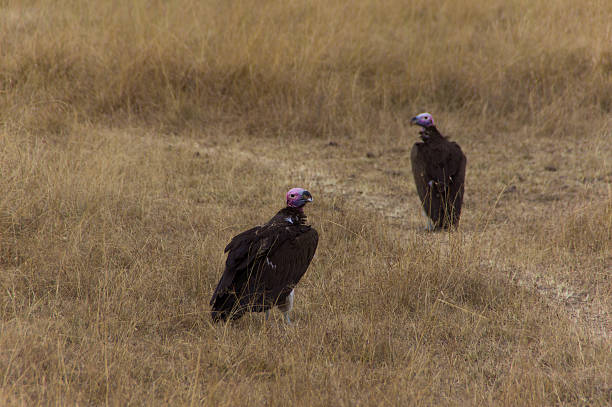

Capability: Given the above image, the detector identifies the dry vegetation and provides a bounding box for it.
[0,0,611,405]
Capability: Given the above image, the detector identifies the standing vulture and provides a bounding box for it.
[410,113,466,230]
[210,188,318,324]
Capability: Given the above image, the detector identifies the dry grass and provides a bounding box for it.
[0,0,611,405]
[2,0,612,136]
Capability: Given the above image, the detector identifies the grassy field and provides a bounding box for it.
[1,0,611,405]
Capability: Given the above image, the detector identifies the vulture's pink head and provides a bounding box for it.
[286,188,313,209]
[410,112,435,128]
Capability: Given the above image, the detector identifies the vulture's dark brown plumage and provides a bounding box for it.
[410,114,466,230]
[210,190,318,323]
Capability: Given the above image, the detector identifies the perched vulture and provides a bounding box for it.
[410,113,466,230]
[210,188,318,324]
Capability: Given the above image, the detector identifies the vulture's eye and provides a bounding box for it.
[290,194,296,198]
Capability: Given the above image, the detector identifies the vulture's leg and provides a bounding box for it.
[422,209,435,231]
[265,310,270,321]
[278,289,294,325]
[425,218,435,232]
[423,182,437,231]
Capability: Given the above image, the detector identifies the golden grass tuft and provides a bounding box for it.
[1,0,612,136]
[0,0,611,405]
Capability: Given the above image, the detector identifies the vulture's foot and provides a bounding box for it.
[425,217,435,232]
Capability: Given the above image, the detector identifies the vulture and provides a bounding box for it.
[210,188,318,324]
[410,113,466,230]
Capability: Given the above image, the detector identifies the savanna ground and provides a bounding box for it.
[0,0,611,405]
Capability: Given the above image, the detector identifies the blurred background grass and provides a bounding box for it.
[1,0,611,137]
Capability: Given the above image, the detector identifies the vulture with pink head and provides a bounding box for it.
[410,113,466,230]
[210,188,318,324]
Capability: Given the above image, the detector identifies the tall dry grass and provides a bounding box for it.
[1,0,611,137]
[1,128,610,405]
[0,0,611,405]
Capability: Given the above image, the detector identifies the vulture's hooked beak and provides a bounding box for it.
[302,191,313,202]
[411,117,427,138]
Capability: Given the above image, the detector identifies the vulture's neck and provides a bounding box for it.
[277,206,307,225]
[419,126,445,142]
